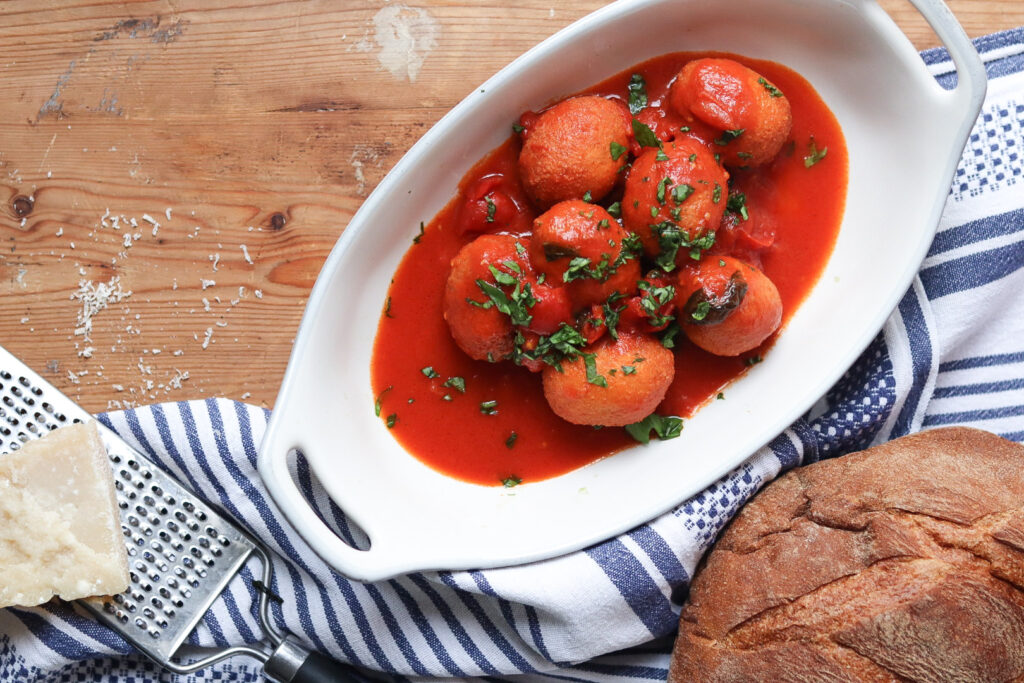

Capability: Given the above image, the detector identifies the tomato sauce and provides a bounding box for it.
[371,52,847,486]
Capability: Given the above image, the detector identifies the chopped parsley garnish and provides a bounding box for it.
[726,192,749,221]
[716,392,725,400]
[472,272,536,327]
[480,400,499,415]
[512,322,587,370]
[514,240,527,256]
[627,73,648,114]
[656,177,672,204]
[607,201,622,218]
[602,291,627,340]
[637,280,676,328]
[758,77,784,98]
[682,271,748,325]
[680,125,691,132]
[649,205,660,218]
[737,152,753,160]
[413,221,425,244]
[502,476,522,488]
[625,413,683,444]
[656,149,669,162]
[582,352,608,387]
[672,184,694,204]
[485,196,497,222]
[512,123,525,134]
[691,300,710,321]
[421,366,440,379]
[386,413,398,429]
[631,119,662,149]
[621,365,637,375]
[598,218,610,229]
[384,296,393,318]
[712,183,722,204]
[610,141,627,161]
[745,355,763,366]
[505,431,518,449]
[442,376,466,393]
[660,321,681,349]
[804,136,828,167]
[650,222,717,271]
[583,190,593,203]
[714,128,745,146]
[374,385,392,416]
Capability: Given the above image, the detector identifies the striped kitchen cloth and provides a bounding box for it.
[2,27,1023,683]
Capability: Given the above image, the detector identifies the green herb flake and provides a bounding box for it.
[514,240,527,256]
[421,366,440,379]
[442,394,452,401]
[384,296,393,318]
[505,431,518,449]
[656,177,672,204]
[374,385,393,416]
[726,192,750,221]
[656,149,669,162]
[680,125,691,133]
[631,119,662,149]
[660,322,681,349]
[688,153,697,163]
[582,190,593,203]
[610,141,627,161]
[717,392,725,400]
[673,184,694,204]
[502,476,522,488]
[607,201,622,218]
[719,259,727,266]
[714,128,745,146]
[582,352,608,387]
[650,205,660,218]
[413,221,426,244]
[512,123,525,134]
[480,400,499,415]
[758,77,784,98]
[485,196,497,222]
[804,136,828,167]
[625,413,684,444]
[627,73,648,115]
[598,218,610,229]
[443,376,466,393]
[621,365,637,375]
[386,413,398,429]
[691,300,711,321]
[712,183,722,204]
[745,355,763,366]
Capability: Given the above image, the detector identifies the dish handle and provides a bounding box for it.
[906,0,987,130]
[257,429,407,583]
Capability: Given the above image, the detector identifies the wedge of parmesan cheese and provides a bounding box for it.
[0,422,129,608]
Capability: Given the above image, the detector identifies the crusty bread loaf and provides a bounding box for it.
[669,427,1024,683]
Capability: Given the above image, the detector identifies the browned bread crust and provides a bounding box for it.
[669,427,1024,683]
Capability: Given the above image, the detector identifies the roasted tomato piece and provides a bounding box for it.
[526,281,573,336]
[458,175,523,235]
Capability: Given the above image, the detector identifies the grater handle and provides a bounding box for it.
[263,634,365,683]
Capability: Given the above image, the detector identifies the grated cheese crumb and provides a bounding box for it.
[201,327,214,349]
[240,244,253,265]
[72,276,132,342]
[201,279,215,290]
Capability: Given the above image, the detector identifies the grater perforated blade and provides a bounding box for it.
[0,344,363,682]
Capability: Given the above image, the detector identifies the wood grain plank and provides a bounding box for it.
[0,0,1020,412]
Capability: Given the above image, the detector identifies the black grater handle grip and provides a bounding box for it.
[292,650,367,683]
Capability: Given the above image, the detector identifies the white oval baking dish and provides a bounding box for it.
[258,0,985,582]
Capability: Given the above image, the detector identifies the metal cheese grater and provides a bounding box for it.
[0,344,363,683]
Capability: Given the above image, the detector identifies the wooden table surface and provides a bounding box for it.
[1,1,1021,414]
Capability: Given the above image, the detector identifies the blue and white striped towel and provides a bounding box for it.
[2,28,1023,683]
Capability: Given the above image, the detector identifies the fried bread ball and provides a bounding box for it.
[676,256,782,357]
[519,96,631,209]
[542,333,674,426]
[528,200,641,310]
[443,234,530,361]
[622,138,728,267]
[670,58,792,168]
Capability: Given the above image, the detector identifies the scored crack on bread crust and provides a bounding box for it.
[669,427,1024,683]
